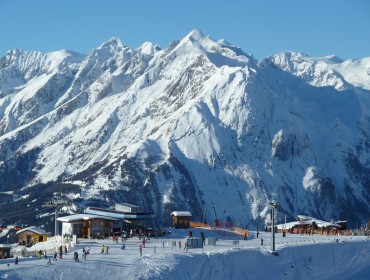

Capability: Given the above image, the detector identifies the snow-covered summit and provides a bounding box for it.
[0,30,369,231]
[260,51,370,90]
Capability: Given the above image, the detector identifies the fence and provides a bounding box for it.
[189,221,212,229]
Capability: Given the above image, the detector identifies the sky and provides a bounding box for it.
[1,0,369,60]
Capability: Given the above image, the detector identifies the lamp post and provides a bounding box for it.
[269,202,278,253]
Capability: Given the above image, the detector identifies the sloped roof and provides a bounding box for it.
[16,226,47,235]
[276,215,341,229]
[171,211,192,217]
[57,214,117,222]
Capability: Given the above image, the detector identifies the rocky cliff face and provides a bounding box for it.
[0,30,369,228]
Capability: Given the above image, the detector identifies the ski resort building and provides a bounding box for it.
[57,214,116,239]
[276,215,346,234]
[0,245,12,259]
[16,226,49,245]
[57,203,154,238]
[84,203,154,232]
[171,211,192,229]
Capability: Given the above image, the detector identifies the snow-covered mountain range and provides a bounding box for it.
[0,29,369,228]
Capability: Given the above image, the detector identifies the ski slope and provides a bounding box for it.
[0,227,369,280]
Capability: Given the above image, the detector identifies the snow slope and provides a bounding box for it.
[0,228,369,280]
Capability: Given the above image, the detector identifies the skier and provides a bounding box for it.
[65,244,68,254]
[121,243,126,250]
[38,250,42,259]
[261,238,264,246]
[15,256,18,265]
[139,244,143,258]
[201,232,205,245]
[43,251,47,260]
[47,257,52,265]
[53,252,58,261]
[101,244,105,253]
[105,246,109,254]
[74,251,79,262]
[244,232,248,241]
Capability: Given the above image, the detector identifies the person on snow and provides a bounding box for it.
[65,244,68,254]
[244,232,248,241]
[101,244,105,253]
[74,251,79,262]
[82,248,86,256]
[53,252,58,261]
[15,256,18,265]
[47,257,52,265]
[201,232,205,245]
[139,244,143,258]
[121,243,126,250]
[38,250,42,259]
[105,246,109,254]
[43,251,47,260]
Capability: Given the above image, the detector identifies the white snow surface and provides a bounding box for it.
[0,228,369,280]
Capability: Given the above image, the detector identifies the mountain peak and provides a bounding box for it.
[139,42,162,56]
[97,37,125,52]
[186,29,206,41]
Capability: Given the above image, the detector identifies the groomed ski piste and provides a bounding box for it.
[1,227,370,280]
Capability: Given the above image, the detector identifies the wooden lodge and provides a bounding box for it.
[57,214,117,239]
[171,211,192,229]
[276,215,347,235]
[16,226,49,246]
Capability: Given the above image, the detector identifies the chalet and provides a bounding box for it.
[84,203,154,232]
[57,214,116,239]
[171,211,192,229]
[16,226,49,246]
[276,215,344,234]
[57,203,154,239]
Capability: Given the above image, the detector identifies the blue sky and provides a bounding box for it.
[1,0,369,60]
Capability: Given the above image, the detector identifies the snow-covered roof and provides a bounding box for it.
[277,215,342,229]
[16,226,47,235]
[57,214,117,222]
[171,211,192,217]
[317,222,341,228]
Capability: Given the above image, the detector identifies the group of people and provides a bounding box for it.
[101,244,110,254]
